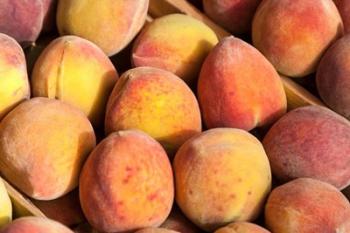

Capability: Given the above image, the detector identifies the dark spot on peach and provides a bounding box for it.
[230,194,236,199]
[248,191,252,195]
[148,192,158,201]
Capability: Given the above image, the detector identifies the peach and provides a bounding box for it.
[132,14,218,85]
[0,97,96,200]
[57,0,149,56]
[0,178,12,228]
[0,33,30,121]
[79,130,174,233]
[214,222,270,233]
[32,35,119,127]
[265,178,350,233]
[203,0,262,35]
[316,34,350,119]
[334,0,350,34]
[1,217,74,233]
[198,36,286,131]
[160,208,201,233]
[174,128,271,231]
[33,189,84,226]
[252,0,343,77]
[135,228,180,233]
[105,67,202,155]
[42,0,57,32]
[263,105,350,189]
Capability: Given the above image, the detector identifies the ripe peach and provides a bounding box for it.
[198,36,286,131]
[0,33,30,120]
[265,178,350,233]
[132,14,218,85]
[174,128,271,231]
[0,217,74,233]
[32,35,119,127]
[79,130,174,233]
[252,0,343,77]
[316,34,350,119]
[334,0,350,33]
[214,222,270,233]
[0,97,96,200]
[105,67,201,155]
[57,0,149,56]
[0,178,12,228]
[135,228,180,233]
[161,208,201,233]
[203,0,262,35]
[263,105,350,189]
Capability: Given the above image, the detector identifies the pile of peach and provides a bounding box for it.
[0,0,350,233]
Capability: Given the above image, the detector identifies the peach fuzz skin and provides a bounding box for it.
[0,217,74,233]
[31,35,119,128]
[203,0,262,35]
[0,33,30,121]
[132,14,218,85]
[79,130,174,233]
[174,128,271,231]
[0,97,96,200]
[334,0,350,33]
[214,222,270,233]
[105,67,202,156]
[316,34,350,120]
[265,178,350,233]
[252,0,343,77]
[135,228,180,233]
[57,0,149,56]
[263,105,350,189]
[198,36,286,131]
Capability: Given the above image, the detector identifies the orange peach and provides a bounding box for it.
[174,128,271,231]
[0,97,96,200]
[214,222,270,233]
[132,14,218,85]
[79,130,174,233]
[0,33,30,120]
[31,35,119,127]
[316,34,350,119]
[161,208,201,233]
[198,36,286,131]
[263,105,350,189]
[57,0,149,56]
[265,178,350,233]
[252,0,343,77]
[1,217,74,233]
[105,67,201,155]
[203,0,262,35]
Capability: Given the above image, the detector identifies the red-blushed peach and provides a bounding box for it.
[31,35,119,127]
[0,97,96,200]
[57,0,149,56]
[203,0,262,35]
[252,0,343,77]
[174,128,271,231]
[135,228,180,233]
[79,130,174,233]
[0,0,43,44]
[105,67,202,155]
[263,105,350,189]
[160,208,201,233]
[214,222,270,233]
[132,14,218,85]
[316,34,350,119]
[265,178,350,233]
[0,33,30,120]
[0,217,74,233]
[197,36,286,131]
[334,0,350,34]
